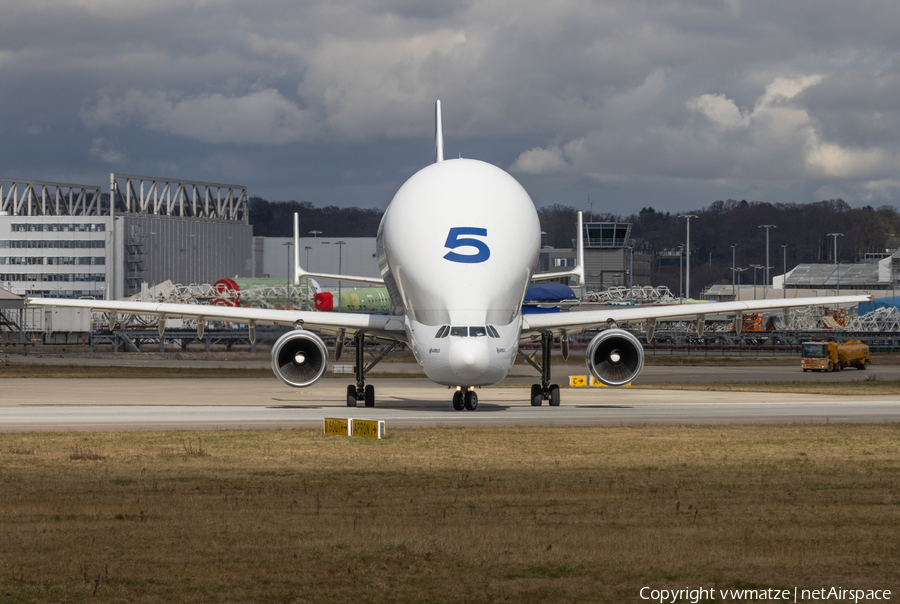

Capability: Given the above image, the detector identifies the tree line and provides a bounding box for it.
[249,197,900,297]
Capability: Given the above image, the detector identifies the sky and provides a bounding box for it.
[2,0,900,215]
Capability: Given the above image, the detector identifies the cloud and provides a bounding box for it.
[687,93,746,129]
[509,138,586,174]
[89,137,125,164]
[510,146,566,174]
[685,74,900,181]
[4,0,900,210]
[83,89,317,145]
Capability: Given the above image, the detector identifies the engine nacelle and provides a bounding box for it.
[585,328,645,387]
[270,329,329,388]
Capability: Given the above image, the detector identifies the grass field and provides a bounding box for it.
[1,425,898,603]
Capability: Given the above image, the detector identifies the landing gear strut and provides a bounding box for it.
[522,332,560,407]
[345,332,399,408]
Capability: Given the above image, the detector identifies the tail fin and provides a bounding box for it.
[435,100,444,163]
[574,211,585,286]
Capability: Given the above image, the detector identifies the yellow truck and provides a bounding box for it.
[801,340,870,372]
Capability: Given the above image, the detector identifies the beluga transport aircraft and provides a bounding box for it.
[28,102,869,410]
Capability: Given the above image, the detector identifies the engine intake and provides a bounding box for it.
[585,328,645,387]
[271,329,329,388]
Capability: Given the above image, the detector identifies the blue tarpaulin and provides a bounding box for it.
[858,296,900,315]
[523,282,576,302]
[522,282,576,314]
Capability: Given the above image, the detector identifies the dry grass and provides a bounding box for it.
[1,425,898,602]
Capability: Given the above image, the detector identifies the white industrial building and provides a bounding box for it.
[705,250,900,302]
[0,175,253,300]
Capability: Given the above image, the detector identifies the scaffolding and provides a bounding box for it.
[582,285,676,304]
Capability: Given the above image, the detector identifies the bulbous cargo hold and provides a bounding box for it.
[270,330,329,388]
[585,329,645,387]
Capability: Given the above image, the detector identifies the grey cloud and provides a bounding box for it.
[1,0,900,211]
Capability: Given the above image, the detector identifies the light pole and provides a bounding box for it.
[758,224,776,292]
[678,244,685,303]
[828,232,843,295]
[781,243,787,299]
[679,214,697,299]
[730,243,737,301]
[334,240,346,307]
[751,264,763,300]
[733,266,748,301]
[629,245,634,290]
[303,245,313,310]
[309,230,322,238]
[283,241,293,308]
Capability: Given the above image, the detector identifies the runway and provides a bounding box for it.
[1,377,897,431]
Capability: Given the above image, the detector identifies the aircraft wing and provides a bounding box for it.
[25,297,406,339]
[521,295,871,336]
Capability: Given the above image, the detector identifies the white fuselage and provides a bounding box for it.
[376,158,541,386]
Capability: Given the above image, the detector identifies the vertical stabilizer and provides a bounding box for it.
[293,213,301,286]
[435,100,444,163]
[574,211,585,287]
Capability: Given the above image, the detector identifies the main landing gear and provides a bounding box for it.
[451,388,478,411]
[521,332,561,407]
[344,332,399,408]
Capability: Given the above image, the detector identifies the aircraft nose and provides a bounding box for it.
[449,339,490,380]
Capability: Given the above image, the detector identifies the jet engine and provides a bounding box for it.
[270,329,329,388]
[585,328,645,387]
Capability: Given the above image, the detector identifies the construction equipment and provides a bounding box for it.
[801,340,869,372]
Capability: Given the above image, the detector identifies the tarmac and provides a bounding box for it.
[1,376,898,432]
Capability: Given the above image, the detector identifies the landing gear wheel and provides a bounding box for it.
[803,368,808,372]
[464,390,478,411]
[548,384,560,406]
[346,385,358,407]
[364,384,375,407]
[452,391,464,411]
[530,384,543,406]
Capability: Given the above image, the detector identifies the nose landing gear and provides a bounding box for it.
[452,387,478,411]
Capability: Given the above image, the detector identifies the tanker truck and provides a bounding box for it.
[801,340,869,372]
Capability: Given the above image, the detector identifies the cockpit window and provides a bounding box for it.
[486,325,500,338]
[469,326,487,337]
[450,326,468,337]
[435,325,450,338]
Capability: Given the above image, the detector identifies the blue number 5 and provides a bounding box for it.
[443,227,490,264]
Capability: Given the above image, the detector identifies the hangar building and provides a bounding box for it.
[0,175,253,300]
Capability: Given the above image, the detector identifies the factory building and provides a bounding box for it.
[704,250,900,302]
[0,175,253,300]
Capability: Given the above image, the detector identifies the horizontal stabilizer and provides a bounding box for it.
[531,211,585,286]
[293,213,384,287]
